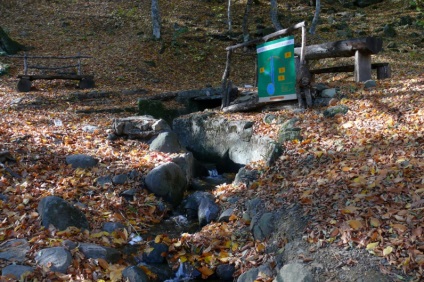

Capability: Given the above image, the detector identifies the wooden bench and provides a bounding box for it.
[12,53,95,92]
[309,62,391,81]
[293,37,390,82]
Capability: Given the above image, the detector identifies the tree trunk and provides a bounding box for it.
[0,26,25,55]
[309,0,320,34]
[227,0,232,33]
[242,0,254,42]
[270,0,283,31]
[151,0,161,40]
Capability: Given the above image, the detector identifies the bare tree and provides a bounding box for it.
[151,0,161,39]
[242,0,254,42]
[309,0,320,34]
[227,0,232,33]
[270,0,283,30]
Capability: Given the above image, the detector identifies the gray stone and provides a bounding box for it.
[38,196,89,231]
[383,24,397,37]
[320,88,337,98]
[142,241,168,264]
[82,125,100,133]
[263,113,278,124]
[273,263,314,282]
[151,119,171,131]
[145,162,188,206]
[233,167,259,188]
[251,212,275,241]
[0,239,30,262]
[1,265,34,279]
[364,80,377,89]
[112,173,128,185]
[219,208,235,222]
[66,154,98,169]
[198,196,220,227]
[149,131,184,153]
[216,264,236,280]
[122,266,149,282]
[323,105,349,118]
[96,175,113,187]
[78,243,121,263]
[35,247,72,273]
[237,264,273,282]
[278,128,302,143]
[102,222,125,233]
[313,97,332,107]
[171,152,194,183]
[183,191,214,219]
[314,83,328,92]
[113,116,165,140]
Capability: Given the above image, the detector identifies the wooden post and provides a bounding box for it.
[376,63,391,79]
[354,50,371,82]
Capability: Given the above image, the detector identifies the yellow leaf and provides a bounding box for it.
[383,246,393,256]
[231,242,238,252]
[366,242,379,251]
[155,234,163,243]
[370,217,381,227]
[198,266,214,278]
[342,166,351,172]
[314,151,324,158]
[256,243,266,253]
[110,270,122,282]
[348,220,363,230]
[179,255,188,263]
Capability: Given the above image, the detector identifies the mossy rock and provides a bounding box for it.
[323,105,349,118]
[138,99,178,124]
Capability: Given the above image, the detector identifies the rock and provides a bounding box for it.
[313,97,332,107]
[237,264,273,282]
[141,263,175,281]
[273,263,314,282]
[218,208,234,222]
[383,24,397,37]
[62,240,78,250]
[216,264,236,280]
[102,222,126,233]
[81,125,100,133]
[96,175,113,187]
[171,152,194,183]
[245,198,264,219]
[66,154,98,169]
[278,128,302,143]
[142,241,168,264]
[120,189,137,201]
[38,196,89,231]
[323,105,349,118]
[138,99,178,124]
[399,15,413,26]
[353,0,383,7]
[0,239,30,262]
[122,266,149,282]
[149,131,184,153]
[1,265,34,280]
[107,133,119,140]
[144,162,188,206]
[364,80,377,89]
[78,243,121,263]
[198,196,220,227]
[173,112,282,169]
[35,247,72,273]
[313,83,328,92]
[113,116,168,140]
[263,113,278,124]
[112,173,128,185]
[251,212,275,241]
[152,119,171,131]
[320,88,337,98]
[233,167,259,188]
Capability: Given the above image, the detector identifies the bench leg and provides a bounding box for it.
[354,51,371,82]
[17,78,32,92]
[79,78,95,89]
[376,65,391,79]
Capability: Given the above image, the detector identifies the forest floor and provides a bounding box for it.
[0,0,423,281]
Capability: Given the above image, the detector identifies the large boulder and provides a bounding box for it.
[173,113,282,170]
[38,196,89,230]
[149,131,184,153]
[144,162,188,206]
[273,263,314,282]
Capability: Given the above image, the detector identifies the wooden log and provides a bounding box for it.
[294,37,382,60]
[17,74,94,81]
[309,63,390,75]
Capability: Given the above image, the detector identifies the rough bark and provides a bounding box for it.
[270,0,283,31]
[242,0,254,42]
[151,0,161,39]
[309,0,320,34]
[0,26,25,55]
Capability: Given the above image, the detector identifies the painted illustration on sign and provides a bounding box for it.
[257,36,296,102]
